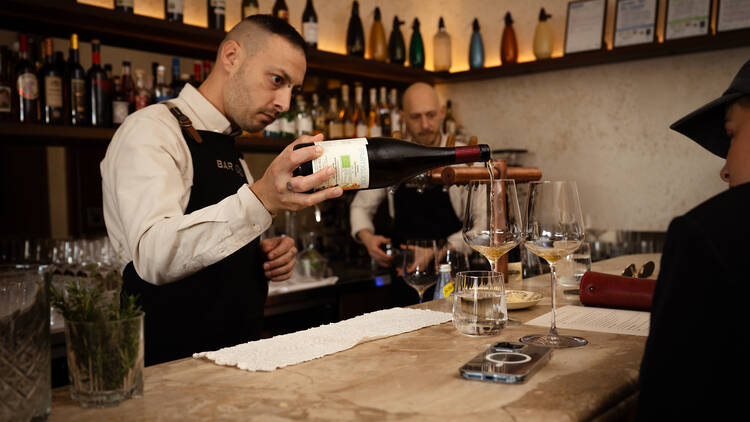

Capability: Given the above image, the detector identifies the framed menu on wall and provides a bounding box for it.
[665,0,712,40]
[717,0,750,32]
[564,0,607,54]
[613,0,658,47]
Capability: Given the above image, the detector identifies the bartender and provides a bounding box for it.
[349,82,469,304]
[101,16,342,365]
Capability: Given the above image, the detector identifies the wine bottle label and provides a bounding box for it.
[355,122,368,137]
[328,122,343,139]
[112,100,129,124]
[71,78,86,114]
[390,111,401,133]
[277,10,289,20]
[312,138,370,190]
[445,119,456,134]
[369,125,382,137]
[0,86,11,113]
[167,0,184,13]
[344,122,355,137]
[44,76,63,108]
[303,22,318,44]
[17,73,39,100]
[280,117,296,136]
[296,117,313,135]
[210,0,226,12]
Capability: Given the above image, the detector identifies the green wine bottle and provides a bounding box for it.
[409,18,424,69]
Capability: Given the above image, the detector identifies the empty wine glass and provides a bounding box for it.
[521,181,587,348]
[402,240,438,303]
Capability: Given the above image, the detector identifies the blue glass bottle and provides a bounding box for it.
[469,18,484,69]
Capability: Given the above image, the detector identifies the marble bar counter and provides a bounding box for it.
[47,254,659,421]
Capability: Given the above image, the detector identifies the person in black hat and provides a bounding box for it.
[637,59,750,420]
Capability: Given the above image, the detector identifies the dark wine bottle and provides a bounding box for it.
[115,0,134,13]
[170,58,182,93]
[302,0,318,48]
[208,0,226,30]
[165,0,184,23]
[346,1,365,57]
[272,0,289,22]
[293,137,491,191]
[112,76,128,127]
[409,18,425,69]
[87,40,112,127]
[15,34,40,123]
[0,46,13,121]
[388,16,406,65]
[41,38,64,125]
[66,33,87,126]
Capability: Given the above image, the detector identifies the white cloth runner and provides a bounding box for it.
[194,307,452,371]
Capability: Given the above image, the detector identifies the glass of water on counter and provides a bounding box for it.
[452,271,507,336]
[557,242,592,288]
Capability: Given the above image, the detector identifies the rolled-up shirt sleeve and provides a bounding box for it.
[102,114,272,285]
[349,188,387,241]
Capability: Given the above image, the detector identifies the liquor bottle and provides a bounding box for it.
[369,7,387,61]
[41,38,64,125]
[66,34,87,126]
[353,84,367,137]
[469,18,485,69]
[165,0,184,23]
[170,58,182,93]
[378,86,391,136]
[367,87,382,137]
[409,18,425,68]
[154,65,173,102]
[533,8,553,60]
[388,16,406,65]
[115,0,134,13]
[120,60,135,111]
[15,34,40,123]
[242,0,259,19]
[501,12,518,65]
[389,88,401,135]
[280,110,296,138]
[190,61,202,86]
[292,138,491,191]
[340,84,355,137]
[208,0,226,30]
[272,0,289,22]
[0,47,13,121]
[326,96,342,139]
[311,92,326,135]
[112,76,129,127]
[104,64,113,81]
[294,95,313,136]
[202,60,212,82]
[302,0,318,49]
[433,17,451,72]
[443,100,456,135]
[87,40,112,127]
[134,69,151,111]
[346,1,365,57]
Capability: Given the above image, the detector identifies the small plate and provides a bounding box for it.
[506,290,543,310]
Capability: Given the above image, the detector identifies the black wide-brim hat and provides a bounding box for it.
[670,59,750,158]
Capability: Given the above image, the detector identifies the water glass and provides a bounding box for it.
[558,242,592,288]
[452,271,507,336]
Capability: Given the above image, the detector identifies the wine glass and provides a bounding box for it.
[521,181,587,348]
[402,240,438,303]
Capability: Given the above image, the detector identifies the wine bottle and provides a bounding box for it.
[165,0,184,23]
[294,95,313,136]
[346,1,365,57]
[170,58,182,93]
[388,16,406,65]
[154,65,172,102]
[367,87,382,137]
[433,17,451,72]
[311,92,326,135]
[41,38,64,125]
[388,88,401,135]
[353,84,367,137]
[112,76,128,127]
[501,12,518,65]
[190,61,202,86]
[208,0,226,31]
[469,18,485,69]
[272,0,289,22]
[0,47,13,121]
[340,84,355,137]
[443,100,456,135]
[369,7,387,61]
[115,0,134,13]
[378,86,391,136]
[15,34,40,123]
[87,40,112,127]
[409,18,425,69]
[326,96,343,139]
[302,0,318,48]
[242,0,259,19]
[292,137,491,191]
[134,69,151,111]
[533,8,553,60]
[66,34,87,126]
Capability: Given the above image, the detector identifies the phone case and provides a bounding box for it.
[459,341,552,384]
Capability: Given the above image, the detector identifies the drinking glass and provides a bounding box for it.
[452,271,507,336]
[402,240,438,303]
[521,181,588,348]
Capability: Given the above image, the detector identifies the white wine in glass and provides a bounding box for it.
[521,181,587,348]
[402,240,439,303]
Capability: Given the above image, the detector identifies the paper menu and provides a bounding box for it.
[525,305,650,337]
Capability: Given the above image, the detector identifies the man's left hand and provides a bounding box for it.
[260,236,297,281]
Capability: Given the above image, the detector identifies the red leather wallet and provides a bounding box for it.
[579,271,655,311]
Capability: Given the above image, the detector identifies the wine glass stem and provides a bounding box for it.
[549,263,559,337]
[490,259,498,273]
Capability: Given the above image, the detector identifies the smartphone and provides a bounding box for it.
[459,341,553,384]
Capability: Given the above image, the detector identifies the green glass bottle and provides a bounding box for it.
[408,18,424,69]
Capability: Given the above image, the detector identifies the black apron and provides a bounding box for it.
[122,104,267,366]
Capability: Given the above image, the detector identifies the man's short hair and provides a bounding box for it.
[244,14,307,57]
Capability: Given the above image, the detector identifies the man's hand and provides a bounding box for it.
[358,229,392,268]
[261,236,297,281]
[250,133,343,215]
